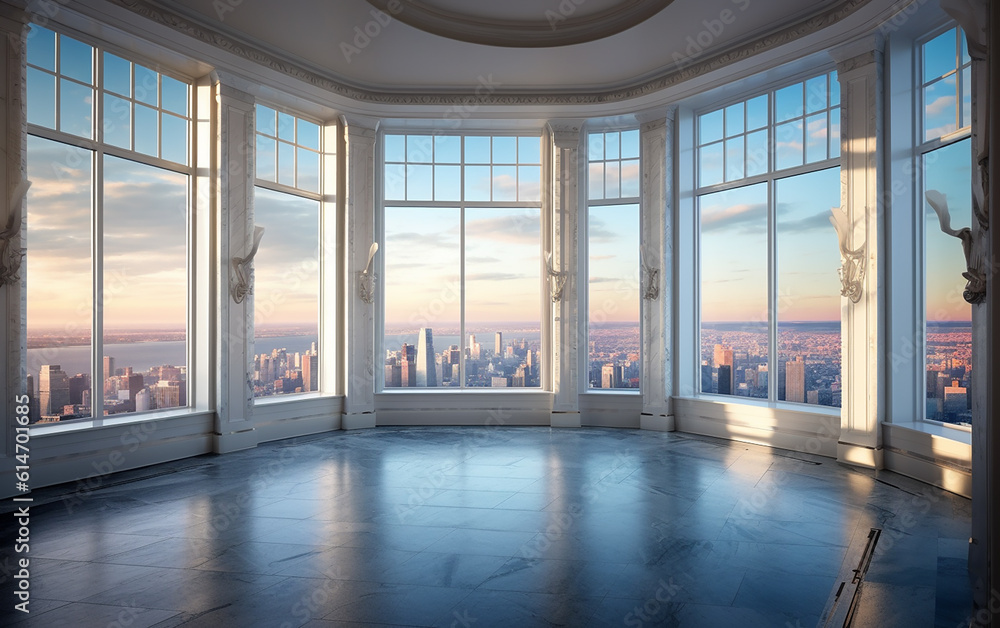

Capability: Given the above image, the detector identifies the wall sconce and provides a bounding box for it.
[0,180,31,288]
[640,248,659,301]
[545,252,567,302]
[926,190,986,304]
[358,242,378,304]
[231,225,265,304]
[829,206,866,303]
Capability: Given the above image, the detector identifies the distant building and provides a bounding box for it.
[39,365,70,418]
[495,332,502,357]
[717,365,732,395]
[786,357,806,403]
[302,353,318,392]
[416,328,437,387]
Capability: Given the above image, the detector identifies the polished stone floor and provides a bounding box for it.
[0,426,974,627]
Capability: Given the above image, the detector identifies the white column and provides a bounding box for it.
[213,74,257,453]
[341,115,378,429]
[0,5,27,483]
[985,0,1000,613]
[830,36,884,468]
[638,109,675,431]
[547,121,582,428]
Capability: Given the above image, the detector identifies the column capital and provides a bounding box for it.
[546,119,583,150]
[341,114,380,141]
[829,34,884,75]
[0,3,28,37]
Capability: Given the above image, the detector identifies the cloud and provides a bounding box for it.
[926,95,956,117]
[775,208,837,234]
[464,212,540,245]
[701,202,766,233]
[466,272,529,282]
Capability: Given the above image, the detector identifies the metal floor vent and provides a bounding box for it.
[822,527,882,627]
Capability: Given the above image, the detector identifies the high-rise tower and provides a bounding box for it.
[416,328,437,387]
[39,365,71,418]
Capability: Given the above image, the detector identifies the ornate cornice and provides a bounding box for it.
[101,0,875,107]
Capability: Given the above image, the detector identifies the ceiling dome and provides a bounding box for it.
[364,0,674,47]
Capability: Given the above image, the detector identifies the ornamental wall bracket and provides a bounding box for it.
[545,252,567,302]
[231,225,265,304]
[926,190,986,304]
[358,242,379,305]
[640,249,660,301]
[0,180,31,288]
[829,205,866,303]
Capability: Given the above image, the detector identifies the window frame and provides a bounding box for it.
[377,130,546,392]
[25,23,197,425]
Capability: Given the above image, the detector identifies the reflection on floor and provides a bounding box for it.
[0,427,973,627]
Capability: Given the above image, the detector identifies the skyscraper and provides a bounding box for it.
[103,355,115,381]
[717,364,732,395]
[302,353,318,392]
[495,331,502,357]
[416,328,437,387]
[39,365,71,418]
[786,357,806,403]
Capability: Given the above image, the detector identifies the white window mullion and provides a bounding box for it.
[91,148,104,424]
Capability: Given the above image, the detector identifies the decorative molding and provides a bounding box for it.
[545,251,567,302]
[99,0,876,107]
[365,0,674,48]
[829,205,866,303]
[926,191,986,304]
[0,179,28,287]
[230,225,263,304]
[640,249,659,301]
[357,242,378,304]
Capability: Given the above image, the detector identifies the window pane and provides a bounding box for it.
[923,28,957,83]
[102,155,188,415]
[26,136,92,423]
[277,141,295,187]
[620,159,640,198]
[699,109,723,145]
[256,105,277,136]
[699,183,768,398]
[620,130,639,160]
[384,134,405,162]
[493,136,517,163]
[59,79,93,139]
[589,133,604,161]
[465,136,490,163]
[518,165,542,201]
[256,135,276,181]
[725,136,744,182]
[464,208,540,387]
[384,163,405,199]
[604,161,620,199]
[746,94,768,130]
[297,119,320,151]
[161,113,187,165]
[924,76,958,141]
[277,111,295,142]
[588,162,604,200]
[407,135,433,163]
[605,132,620,160]
[519,136,541,163]
[465,165,491,201]
[745,129,768,177]
[924,139,972,425]
[493,165,517,201]
[296,147,320,193]
[103,52,131,97]
[961,65,971,129]
[27,68,56,128]
[134,103,157,157]
[161,75,188,116]
[775,83,803,123]
[805,75,827,113]
[27,25,56,71]
[406,164,432,200]
[699,141,723,187]
[830,73,841,106]
[434,165,461,201]
[435,135,461,163]
[59,36,92,84]
[829,108,841,159]
[134,65,157,106]
[383,207,461,388]
[588,204,640,389]
[103,93,131,149]
[253,188,320,398]
[725,102,744,137]
[776,167,842,407]
[805,113,828,163]
[775,120,803,170]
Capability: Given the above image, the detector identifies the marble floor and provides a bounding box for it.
[0,426,974,627]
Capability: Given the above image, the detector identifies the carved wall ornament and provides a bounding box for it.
[358,242,379,304]
[926,190,986,304]
[545,252,567,302]
[231,225,265,304]
[640,249,660,301]
[0,180,31,288]
[829,205,866,303]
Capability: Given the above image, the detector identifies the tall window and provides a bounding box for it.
[252,105,324,398]
[697,70,843,408]
[25,26,192,423]
[587,129,640,390]
[382,134,542,389]
[919,27,972,426]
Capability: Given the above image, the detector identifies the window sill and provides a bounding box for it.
[883,420,971,446]
[684,394,842,418]
[28,407,211,437]
[253,392,333,406]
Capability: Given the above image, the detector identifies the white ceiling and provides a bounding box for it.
[157,0,845,93]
